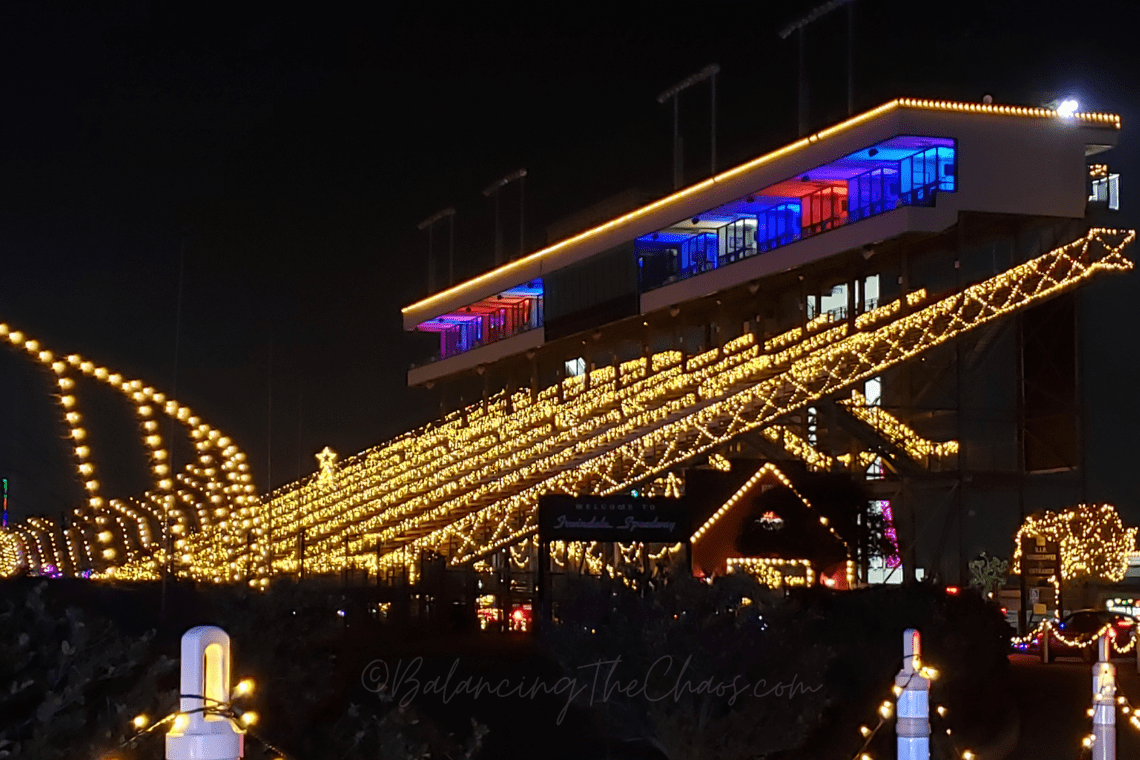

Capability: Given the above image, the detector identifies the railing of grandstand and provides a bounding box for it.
[423,295,544,363]
[638,145,957,292]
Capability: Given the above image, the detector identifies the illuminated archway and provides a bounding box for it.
[0,321,264,583]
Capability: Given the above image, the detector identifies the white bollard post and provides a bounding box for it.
[895,628,930,760]
[1092,632,1116,760]
[167,625,244,760]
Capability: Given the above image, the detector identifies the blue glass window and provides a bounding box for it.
[631,137,955,293]
[757,203,801,251]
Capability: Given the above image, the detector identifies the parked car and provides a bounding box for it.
[1035,609,1136,663]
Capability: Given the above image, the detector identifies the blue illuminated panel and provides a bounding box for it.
[417,279,544,361]
[757,203,801,250]
[899,146,956,205]
[417,136,960,362]
[637,136,957,292]
[848,167,899,221]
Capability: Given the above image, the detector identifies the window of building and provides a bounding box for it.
[636,136,956,294]
[864,376,881,406]
[820,284,848,320]
[862,274,880,312]
[1090,174,1120,211]
[416,280,544,361]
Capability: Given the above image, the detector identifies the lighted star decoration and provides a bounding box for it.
[219,227,1132,579]
[316,447,339,484]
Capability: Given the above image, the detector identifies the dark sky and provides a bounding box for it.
[1,1,1138,518]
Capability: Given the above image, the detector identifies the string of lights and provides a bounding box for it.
[0,322,259,583]
[257,313,847,574]
[1011,618,1138,656]
[1012,503,1137,584]
[1,229,1130,584]
[118,679,285,759]
[846,661,975,760]
[255,293,909,576]
[377,228,1133,569]
[839,390,959,462]
[726,557,815,587]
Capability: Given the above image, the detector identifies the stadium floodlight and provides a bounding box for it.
[418,207,456,291]
[482,169,527,265]
[481,168,527,198]
[657,64,721,189]
[779,0,858,133]
[1056,98,1080,117]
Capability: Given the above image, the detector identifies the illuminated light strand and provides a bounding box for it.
[1011,618,1138,655]
[547,540,685,581]
[852,289,928,333]
[758,423,878,472]
[849,664,955,760]
[199,228,1131,580]
[260,327,779,568]
[1013,503,1137,584]
[644,472,685,499]
[0,323,258,582]
[300,307,855,565]
[290,316,844,560]
[727,557,814,588]
[376,229,1132,567]
[0,528,24,575]
[840,390,959,461]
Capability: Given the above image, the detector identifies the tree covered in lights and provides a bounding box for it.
[1013,503,1137,584]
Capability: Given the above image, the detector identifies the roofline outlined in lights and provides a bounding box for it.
[403,97,1120,323]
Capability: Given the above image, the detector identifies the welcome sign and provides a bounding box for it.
[538,494,691,543]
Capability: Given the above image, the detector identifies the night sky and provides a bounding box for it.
[2,1,1139,520]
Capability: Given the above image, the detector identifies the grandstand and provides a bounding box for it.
[0,97,1131,596]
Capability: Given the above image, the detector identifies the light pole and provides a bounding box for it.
[482,169,527,265]
[298,527,306,582]
[657,64,720,190]
[343,531,375,591]
[779,0,857,135]
[417,207,456,293]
